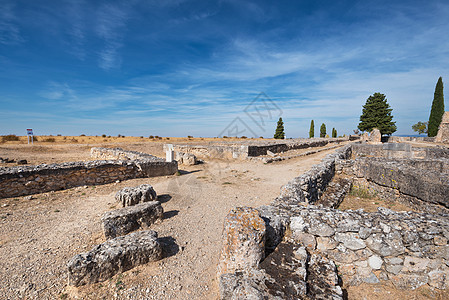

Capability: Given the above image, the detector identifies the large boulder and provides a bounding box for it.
[101,201,163,239]
[115,184,157,207]
[217,207,266,278]
[67,230,162,286]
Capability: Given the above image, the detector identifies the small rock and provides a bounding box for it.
[368,255,383,270]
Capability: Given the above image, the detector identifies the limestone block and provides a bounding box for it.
[67,230,162,286]
[175,152,197,165]
[390,273,428,290]
[101,201,163,239]
[368,128,382,144]
[334,232,366,250]
[368,255,383,270]
[115,184,157,207]
[217,207,266,277]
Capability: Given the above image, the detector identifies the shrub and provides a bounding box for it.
[149,135,154,139]
[57,134,62,136]
[102,134,106,138]
[240,136,247,139]
[1,134,20,142]
[80,134,86,136]
[187,135,193,139]
[155,136,160,139]
[44,137,56,142]
[223,136,229,138]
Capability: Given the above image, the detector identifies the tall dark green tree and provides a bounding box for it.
[428,77,445,137]
[320,123,326,138]
[309,120,314,138]
[274,117,285,139]
[332,128,337,138]
[358,92,397,135]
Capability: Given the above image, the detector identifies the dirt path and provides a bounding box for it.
[0,145,339,299]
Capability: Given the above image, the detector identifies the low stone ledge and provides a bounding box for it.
[101,201,163,239]
[115,184,157,207]
[67,230,162,287]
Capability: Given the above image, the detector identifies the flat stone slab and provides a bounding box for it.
[115,184,157,207]
[67,230,162,287]
[102,201,163,239]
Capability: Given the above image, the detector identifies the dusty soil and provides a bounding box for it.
[0,139,447,299]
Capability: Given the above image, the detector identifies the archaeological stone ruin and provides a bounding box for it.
[0,147,177,199]
[218,142,449,299]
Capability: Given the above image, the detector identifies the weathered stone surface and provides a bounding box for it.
[115,184,157,207]
[386,264,403,275]
[218,207,266,277]
[368,128,382,144]
[428,270,449,289]
[307,253,343,299]
[101,201,163,239]
[334,232,366,250]
[316,236,338,251]
[67,230,162,286]
[390,273,428,290]
[293,233,316,250]
[435,111,449,143]
[175,151,197,165]
[402,256,430,273]
[368,255,383,270]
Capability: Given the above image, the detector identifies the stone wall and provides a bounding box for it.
[275,145,352,205]
[352,143,449,160]
[168,137,350,160]
[0,148,177,199]
[218,143,449,298]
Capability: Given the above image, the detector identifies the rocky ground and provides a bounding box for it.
[0,140,447,299]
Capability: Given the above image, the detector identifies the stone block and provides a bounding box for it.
[67,230,162,286]
[115,184,157,207]
[368,255,383,270]
[101,201,163,239]
[217,207,266,277]
[334,232,366,250]
[368,128,382,144]
[175,152,197,165]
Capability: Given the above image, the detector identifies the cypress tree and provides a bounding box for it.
[358,92,397,135]
[320,123,326,138]
[274,117,285,139]
[332,128,337,138]
[309,120,314,138]
[428,77,445,137]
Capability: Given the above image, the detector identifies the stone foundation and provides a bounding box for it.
[0,148,177,199]
[218,143,449,298]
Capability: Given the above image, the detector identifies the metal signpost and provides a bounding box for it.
[27,128,34,145]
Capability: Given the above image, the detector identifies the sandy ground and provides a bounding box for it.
[0,140,447,299]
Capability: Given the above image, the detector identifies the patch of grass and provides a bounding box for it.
[115,274,124,291]
[81,192,86,195]
[175,171,181,176]
[222,182,232,185]
[349,186,377,199]
[197,176,207,179]
[59,293,68,299]
[43,137,56,142]
[54,209,60,212]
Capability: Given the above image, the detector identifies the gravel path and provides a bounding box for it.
[0,146,339,299]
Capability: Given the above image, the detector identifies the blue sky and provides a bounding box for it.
[1,0,448,138]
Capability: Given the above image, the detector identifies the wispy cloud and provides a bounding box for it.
[95,3,129,70]
[0,1,24,45]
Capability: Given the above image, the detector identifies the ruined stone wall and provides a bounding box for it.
[218,144,449,298]
[0,148,177,199]
[168,137,350,160]
[287,205,449,290]
[91,147,162,161]
[276,145,352,205]
[352,143,449,159]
